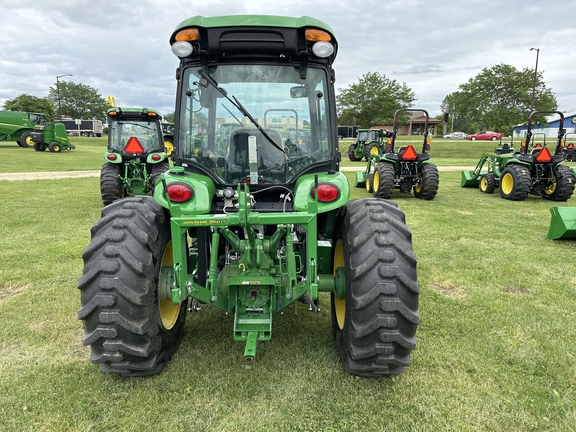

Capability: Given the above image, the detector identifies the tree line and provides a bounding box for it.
[337,63,557,134]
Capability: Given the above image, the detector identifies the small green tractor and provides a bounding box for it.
[564,133,576,162]
[461,110,575,201]
[78,15,419,377]
[0,110,45,147]
[29,122,75,152]
[356,108,439,200]
[99,107,169,206]
[347,128,391,161]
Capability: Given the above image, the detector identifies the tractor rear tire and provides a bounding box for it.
[49,142,62,153]
[150,162,170,191]
[413,163,439,200]
[100,163,123,206]
[78,196,187,376]
[479,173,496,194]
[499,164,530,201]
[331,198,419,376]
[364,143,380,161]
[33,142,46,151]
[348,144,361,161]
[373,162,395,199]
[542,165,575,202]
[20,132,34,148]
[164,138,174,156]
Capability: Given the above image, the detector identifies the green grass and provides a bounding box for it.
[2,148,576,430]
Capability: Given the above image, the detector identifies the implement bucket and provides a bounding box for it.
[547,206,576,240]
[461,170,480,188]
[355,171,366,187]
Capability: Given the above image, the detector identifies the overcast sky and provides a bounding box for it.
[1,0,575,119]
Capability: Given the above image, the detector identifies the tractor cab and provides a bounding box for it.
[106,108,165,159]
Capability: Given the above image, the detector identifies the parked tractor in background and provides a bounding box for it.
[564,133,576,162]
[30,122,75,152]
[79,15,419,377]
[462,110,575,201]
[356,108,439,200]
[0,110,45,147]
[347,128,392,161]
[99,107,169,205]
[161,120,175,155]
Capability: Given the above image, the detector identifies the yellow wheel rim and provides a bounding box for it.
[158,240,181,329]
[544,174,557,195]
[414,172,423,193]
[365,176,371,192]
[25,135,34,146]
[370,145,379,155]
[480,177,487,192]
[333,239,346,330]
[501,173,513,195]
[373,170,380,192]
[164,140,174,156]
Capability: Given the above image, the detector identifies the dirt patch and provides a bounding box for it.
[502,286,531,295]
[430,282,468,298]
[0,283,28,301]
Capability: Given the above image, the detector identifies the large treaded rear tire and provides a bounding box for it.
[331,198,419,376]
[100,163,123,206]
[413,163,439,200]
[77,196,186,376]
[499,164,530,201]
[542,165,575,202]
[348,144,361,161]
[373,162,395,199]
[150,161,169,191]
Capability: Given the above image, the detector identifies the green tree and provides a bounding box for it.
[163,112,175,122]
[442,64,557,134]
[48,81,108,121]
[2,94,57,121]
[336,72,415,127]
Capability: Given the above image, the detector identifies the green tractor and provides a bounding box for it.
[461,110,575,201]
[78,15,420,377]
[356,108,439,200]
[161,120,175,155]
[347,128,391,161]
[0,110,45,147]
[29,122,75,152]
[99,107,170,206]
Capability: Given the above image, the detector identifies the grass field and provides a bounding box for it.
[1,136,576,431]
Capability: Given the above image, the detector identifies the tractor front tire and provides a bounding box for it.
[373,162,395,199]
[499,164,530,201]
[20,132,34,148]
[331,198,419,376]
[365,173,374,193]
[100,163,123,206]
[33,142,46,152]
[78,196,187,376]
[348,144,361,161]
[543,165,575,202]
[479,173,496,194]
[413,163,439,200]
[49,142,62,153]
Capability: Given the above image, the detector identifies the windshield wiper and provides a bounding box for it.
[197,69,288,157]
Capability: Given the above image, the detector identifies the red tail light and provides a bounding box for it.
[535,147,552,163]
[107,154,117,161]
[151,154,161,161]
[167,182,193,203]
[401,145,418,161]
[124,137,144,154]
[311,183,340,202]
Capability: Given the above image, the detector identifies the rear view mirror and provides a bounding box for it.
[290,86,307,98]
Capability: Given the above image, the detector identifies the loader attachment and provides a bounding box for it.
[355,171,366,187]
[461,170,480,187]
[547,206,576,240]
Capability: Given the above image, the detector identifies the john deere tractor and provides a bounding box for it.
[347,128,391,161]
[29,122,75,152]
[356,108,439,200]
[99,107,169,205]
[78,15,420,377]
[461,110,575,201]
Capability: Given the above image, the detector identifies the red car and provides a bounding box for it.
[467,131,502,141]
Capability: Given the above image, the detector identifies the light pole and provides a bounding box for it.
[529,48,539,112]
[56,74,73,120]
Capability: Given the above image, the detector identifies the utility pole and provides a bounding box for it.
[56,74,73,120]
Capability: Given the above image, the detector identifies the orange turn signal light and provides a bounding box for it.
[305,28,331,42]
[175,27,199,42]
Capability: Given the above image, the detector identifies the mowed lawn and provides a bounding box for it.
[1,136,576,431]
